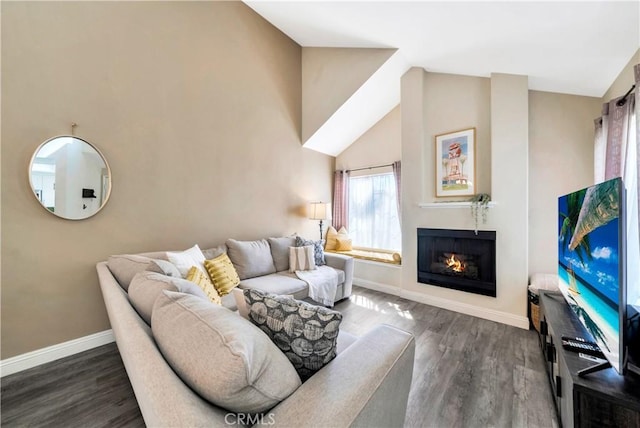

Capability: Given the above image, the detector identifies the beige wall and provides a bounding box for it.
[335,105,401,170]
[1,2,333,359]
[401,69,534,326]
[528,91,601,276]
[302,47,395,143]
[340,69,602,312]
[335,105,402,288]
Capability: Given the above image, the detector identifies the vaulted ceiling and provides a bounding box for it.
[245,1,640,156]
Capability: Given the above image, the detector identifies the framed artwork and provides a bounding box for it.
[435,127,476,197]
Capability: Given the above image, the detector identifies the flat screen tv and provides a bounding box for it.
[557,177,626,374]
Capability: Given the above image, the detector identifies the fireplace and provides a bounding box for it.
[417,228,496,297]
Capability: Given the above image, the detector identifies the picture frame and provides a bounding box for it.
[435,127,476,197]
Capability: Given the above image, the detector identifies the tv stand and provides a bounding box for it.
[538,291,640,427]
[578,361,612,377]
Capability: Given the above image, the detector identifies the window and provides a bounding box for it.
[348,172,401,251]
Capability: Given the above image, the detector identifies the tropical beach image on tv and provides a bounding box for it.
[558,177,624,373]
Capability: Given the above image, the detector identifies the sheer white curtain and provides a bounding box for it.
[348,173,401,251]
[626,102,639,307]
[594,63,639,306]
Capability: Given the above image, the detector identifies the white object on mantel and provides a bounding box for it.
[418,201,497,209]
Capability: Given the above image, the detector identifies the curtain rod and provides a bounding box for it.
[345,163,394,173]
[616,84,636,107]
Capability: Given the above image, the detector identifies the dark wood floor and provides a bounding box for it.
[1,286,557,428]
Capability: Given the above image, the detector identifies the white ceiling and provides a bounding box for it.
[245,1,640,97]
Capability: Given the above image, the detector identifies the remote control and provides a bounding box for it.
[561,336,605,358]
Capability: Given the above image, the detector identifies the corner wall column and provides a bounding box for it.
[400,67,427,292]
[490,73,529,316]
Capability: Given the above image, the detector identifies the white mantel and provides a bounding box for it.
[418,201,497,209]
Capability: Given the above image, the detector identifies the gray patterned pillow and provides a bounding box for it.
[244,289,342,381]
[295,236,326,266]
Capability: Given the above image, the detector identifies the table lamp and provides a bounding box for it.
[309,202,331,241]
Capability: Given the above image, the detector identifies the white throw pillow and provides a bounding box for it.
[289,245,316,272]
[528,273,560,295]
[166,244,206,278]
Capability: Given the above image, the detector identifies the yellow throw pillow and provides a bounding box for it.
[335,237,353,251]
[186,266,222,305]
[325,226,339,250]
[204,253,241,296]
[325,226,350,251]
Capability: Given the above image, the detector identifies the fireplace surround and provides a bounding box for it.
[417,228,496,297]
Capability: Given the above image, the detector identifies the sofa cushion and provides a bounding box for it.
[146,259,181,278]
[204,253,240,296]
[166,244,207,277]
[239,273,308,297]
[201,244,227,260]
[185,266,222,305]
[268,236,296,272]
[128,271,209,324]
[289,245,316,272]
[226,239,276,280]
[220,293,237,311]
[152,291,301,413]
[243,289,342,381]
[107,254,153,291]
[295,236,326,266]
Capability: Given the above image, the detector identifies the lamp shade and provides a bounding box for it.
[309,202,332,221]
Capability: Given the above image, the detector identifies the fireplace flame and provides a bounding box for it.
[445,254,465,273]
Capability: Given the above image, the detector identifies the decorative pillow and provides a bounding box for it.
[186,266,222,305]
[325,226,339,251]
[152,291,301,413]
[244,289,342,381]
[204,253,241,296]
[166,244,206,277]
[268,236,297,272]
[325,227,350,251]
[107,254,153,291]
[146,259,181,278]
[528,273,560,295]
[128,271,209,325]
[295,236,325,266]
[233,288,295,320]
[226,239,277,280]
[289,245,316,272]
[335,237,353,251]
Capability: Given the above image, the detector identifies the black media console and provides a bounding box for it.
[538,291,640,427]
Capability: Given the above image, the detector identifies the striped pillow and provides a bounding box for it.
[289,245,316,272]
[204,253,241,296]
[186,266,222,305]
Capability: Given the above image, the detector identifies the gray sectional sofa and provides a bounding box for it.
[96,238,415,427]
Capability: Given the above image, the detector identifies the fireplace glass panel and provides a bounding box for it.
[417,228,496,297]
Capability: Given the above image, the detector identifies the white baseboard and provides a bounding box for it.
[353,278,529,330]
[0,330,115,377]
[354,278,403,296]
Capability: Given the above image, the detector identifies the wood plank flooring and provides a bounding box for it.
[1,286,558,427]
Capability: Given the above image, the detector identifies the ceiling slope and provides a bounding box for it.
[302,48,409,156]
[302,47,396,143]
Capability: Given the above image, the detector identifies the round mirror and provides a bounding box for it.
[29,136,112,220]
